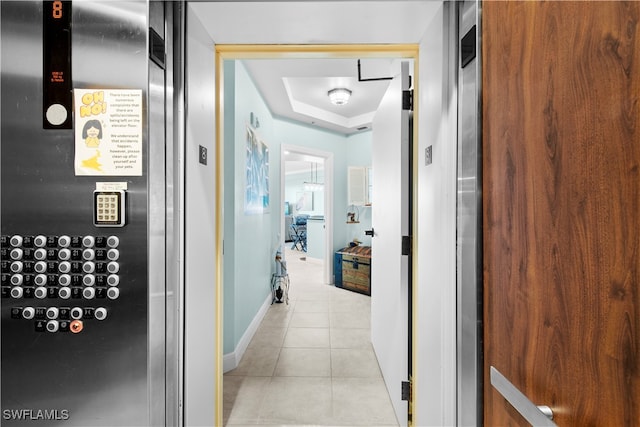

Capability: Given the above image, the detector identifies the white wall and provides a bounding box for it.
[415,3,457,426]
[184,6,217,426]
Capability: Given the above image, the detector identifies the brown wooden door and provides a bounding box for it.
[483,1,640,426]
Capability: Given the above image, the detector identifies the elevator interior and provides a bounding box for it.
[1,1,476,426]
[1,1,179,425]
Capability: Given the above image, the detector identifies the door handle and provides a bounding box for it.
[490,366,556,426]
[364,228,374,237]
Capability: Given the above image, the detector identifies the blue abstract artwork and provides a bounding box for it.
[244,126,269,214]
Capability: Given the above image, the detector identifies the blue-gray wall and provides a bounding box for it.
[224,60,277,353]
[285,169,325,216]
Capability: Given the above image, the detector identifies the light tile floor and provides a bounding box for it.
[223,248,399,427]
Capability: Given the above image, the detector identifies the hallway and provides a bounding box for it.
[223,248,398,426]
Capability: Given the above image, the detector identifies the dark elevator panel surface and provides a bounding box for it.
[1,2,150,426]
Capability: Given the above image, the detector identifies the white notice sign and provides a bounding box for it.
[74,89,143,176]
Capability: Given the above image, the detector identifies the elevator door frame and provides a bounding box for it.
[213,44,419,426]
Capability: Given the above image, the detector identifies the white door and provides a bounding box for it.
[370,61,412,426]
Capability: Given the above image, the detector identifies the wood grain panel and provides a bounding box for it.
[483,1,640,425]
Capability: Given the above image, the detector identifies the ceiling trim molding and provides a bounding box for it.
[216,44,419,135]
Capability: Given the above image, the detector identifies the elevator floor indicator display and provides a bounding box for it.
[1,234,121,333]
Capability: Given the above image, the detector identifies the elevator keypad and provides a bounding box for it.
[94,191,126,227]
[1,234,121,333]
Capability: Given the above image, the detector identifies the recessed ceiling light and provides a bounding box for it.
[328,88,352,106]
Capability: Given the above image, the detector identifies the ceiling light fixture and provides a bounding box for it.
[303,162,324,192]
[328,88,352,106]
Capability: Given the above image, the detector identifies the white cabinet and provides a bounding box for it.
[306,217,325,260]
[348,166,371,206]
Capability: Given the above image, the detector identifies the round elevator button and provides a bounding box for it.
[58,274,71,286]
[82,236,95,248]
[34,287,47,299]
[82,262,95,274]
[10,286,23,298]
[9,235,23,247]
[106,274,119,287]
[106,235,119,248]
[10,274,23,286]
[94,307,108,321]
[83,287,95,299]
[34,261,47,274]
[58,261,71,274]
[10,261,23,273]
[33,249,47,261]
[106,287,120,300]
[58,248,71,261]
[10,248,23,260]
[70,319,83,334]
[106,249,119,261]
[46,307,59,319]
[58,235,71,248]
[82,249,95,261]
[34,274,47,286]
[46,320,60,333]
[70,307,83,320]
[33,235,47,248]
[106,262,120,274]
[22,307,35,320]
[83,274,95,287]
[58,287,71,299]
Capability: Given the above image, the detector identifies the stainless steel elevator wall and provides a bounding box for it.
[1,1,155,425]
[457,0,482,426]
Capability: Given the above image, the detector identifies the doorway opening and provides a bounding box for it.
[282,144,333,284]
[216,45,418,427]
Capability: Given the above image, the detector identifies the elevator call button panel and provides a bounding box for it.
[1,234,121,333]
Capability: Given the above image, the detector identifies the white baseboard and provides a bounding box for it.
[223,293,272,373]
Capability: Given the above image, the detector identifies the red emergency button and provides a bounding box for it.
[70,319,84,334]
